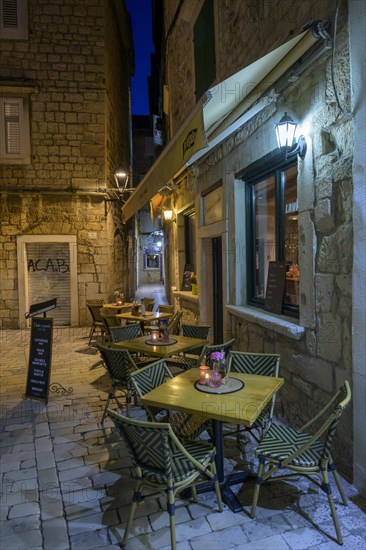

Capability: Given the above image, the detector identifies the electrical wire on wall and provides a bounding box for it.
[331,0,353,118]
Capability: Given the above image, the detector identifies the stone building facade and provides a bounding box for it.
[0,0,134,328]
[141,0,365,492]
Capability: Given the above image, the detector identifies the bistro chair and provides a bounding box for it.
[157,303,175,314]
[86,299,105,345]
[224,351,280,444]
[199,338,235,367]
[165,324,210,371]
[107,410,222,550]
[167,310,183,335]
[130,360,211,442]
[96,344,141,423]
[100,307,120,341]
[109,325,154,366]
[182,324,210,356]
[251,381,351,546]
[109,324,142,343]
[147,303,175,331]
[141,297,155,311]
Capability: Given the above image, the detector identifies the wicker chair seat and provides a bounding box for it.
[143,441,215,483]
[256,423,325,468]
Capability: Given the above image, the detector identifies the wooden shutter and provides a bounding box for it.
[0,0,28,39]
[1,0,18,29]
[0,98,24,158]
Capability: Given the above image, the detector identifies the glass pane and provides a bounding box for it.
[283,165,299,306]
[254,176,276,299]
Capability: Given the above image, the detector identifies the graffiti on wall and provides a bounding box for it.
[27,258,70,273]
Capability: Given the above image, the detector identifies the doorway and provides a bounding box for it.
[212,236,223,343]
[17,235,78,328]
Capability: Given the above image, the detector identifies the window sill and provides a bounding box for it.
[172,291,199,303]
[226,305,305,341]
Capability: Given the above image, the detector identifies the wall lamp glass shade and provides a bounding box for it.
[163,209,174,221]
[275,112,307,159]
[114,167,128,179]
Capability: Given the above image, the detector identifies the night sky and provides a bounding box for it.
[126,0,154,115]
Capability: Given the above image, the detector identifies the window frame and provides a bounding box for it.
[244,152,299,318]
[183,206,196,274]
[0,95,30,164]
[193,0,216,101]
[0,0,28,40]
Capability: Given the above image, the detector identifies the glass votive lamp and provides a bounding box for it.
[150,329,159,343]
[199,365,210,385]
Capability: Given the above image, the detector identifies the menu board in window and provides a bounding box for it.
[264,261,286,314]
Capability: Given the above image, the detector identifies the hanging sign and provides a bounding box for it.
[25,317,53,403]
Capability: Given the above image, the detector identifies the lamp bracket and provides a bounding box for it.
[286,135,307,159]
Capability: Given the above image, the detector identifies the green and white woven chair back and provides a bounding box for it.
[321,381,351,460]
[229,352,280,377]
[108,412,173,478]
[130,360,172,418]
[200,338,235,368]
[182,324,210,340]
[97,344,134,384]
[182,324,210,356]
[109,324,142,343]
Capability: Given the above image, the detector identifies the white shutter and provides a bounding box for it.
[0,98,24,158]
[1,0,18,28]
[0,0,28,39]
[26,242,71,326]
[4,99,21,154]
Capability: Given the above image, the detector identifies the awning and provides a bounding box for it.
[122,28,319,223]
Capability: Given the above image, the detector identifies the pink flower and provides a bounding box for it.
[211,351,224,361]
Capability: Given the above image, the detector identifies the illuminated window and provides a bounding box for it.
[245,156,299,317]
[144,254,160,270]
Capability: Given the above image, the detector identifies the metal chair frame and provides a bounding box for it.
[96,344,140,423]
[107,409,223,550]
[130,360,211,442]
[86,300,105,345]
[224,351,280,443]
[251,381,351,546]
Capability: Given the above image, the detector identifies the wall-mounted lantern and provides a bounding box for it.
[275,112,307,159]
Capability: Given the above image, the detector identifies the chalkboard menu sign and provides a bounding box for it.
[25,317,53,402]
[264,261,286,314]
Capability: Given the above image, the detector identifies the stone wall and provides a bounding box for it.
[0,193,131,327]
[162,0,355,481]
[164,0,337,137]
[0,0,133,328]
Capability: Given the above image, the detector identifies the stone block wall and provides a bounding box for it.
[162,0,355,481]
[164,0,337,137]
[0,0,133,328]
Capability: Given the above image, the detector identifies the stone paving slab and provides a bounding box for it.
[1,328,365,549]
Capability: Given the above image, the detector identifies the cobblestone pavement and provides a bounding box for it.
[1,328,365,550]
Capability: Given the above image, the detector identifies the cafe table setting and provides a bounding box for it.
[140,366,284,512]
[113,334,208,359]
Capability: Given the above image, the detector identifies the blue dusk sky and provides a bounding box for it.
[126,0,154,115]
